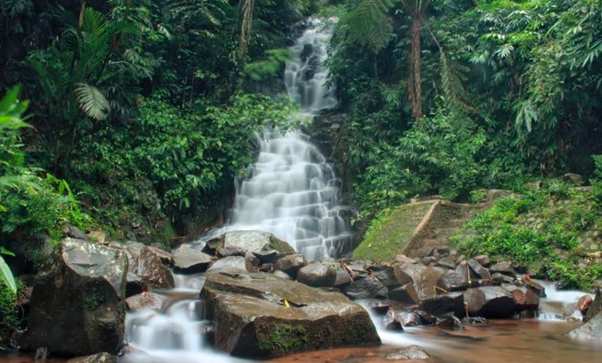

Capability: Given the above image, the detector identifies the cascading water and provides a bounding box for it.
[196,17,351,261]
[124,17,348,360]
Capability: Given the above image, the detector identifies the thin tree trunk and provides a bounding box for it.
[237,0,255,63]
[409,16,422,123]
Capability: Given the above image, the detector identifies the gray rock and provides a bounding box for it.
[568,308,602,339]
[26,238,127,356]
[474,255,491,267]
[201,272,380,358]
[274,254,307,278]
[478,286,516,318]
[490,261,517,277]
[343,276,388,300]
[136,247,175,290]
[205,230,295,255]
[438,270,468,292]
[62,225,89,241]
[386,345,429,360]
[297,261,336,287]
[467,259,491,279]
[419,292,464,317]
[207,256,248,274]
[435,256,456,269]
[436,315,464,330]
[125,292,164,311]
[389,283,420,304]
[172,245,213,274]
[371,265,399,287]
[394,263,447,302]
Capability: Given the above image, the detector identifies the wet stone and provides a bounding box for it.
[386,345,430,360]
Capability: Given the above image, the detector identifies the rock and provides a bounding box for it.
[419,292,464,317]
[398,312,422,327]
[172,245,213,274]
[578,295,593,318]
[386,345,429,360]
[584,288,601,323]
[297,261,336,287]
[273,254,307,278]
[371,265,399,287]
[259,263,274,272]
[343,276,388,300]
[26,238,127,356]
[136,247,174,290]
[67,352,118,363]
[435,256,456,269]
[467,259,490,279]
[415,310,438,325]
[474,255,490,267]
[205,231,295,255]
[382,309,404,331]
[389,283,420,304]
[207,256,249,274]
[201,272,380,358]
[217,247,247,258]
[273,270,292,280]
[125,292,164,311]
[568,310,602,339]
[522,276,546,297]
[245,251,261,271]
[562,173,583,185]
[253,249,281,264]
[146,246,172,265]
[436,315,464,330]
[334,268,353,287]
[490,261,516,278]
[63,225,89,240]
[503,284,539,312]
[463,288,486,316]
[438,270,468,292]
[478,286,516,318]
[394,263,447,302]
[489,273,504,286]
[87,231,106,244]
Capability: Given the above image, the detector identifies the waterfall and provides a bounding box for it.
[124,17,347,360]
[196,17,351,261]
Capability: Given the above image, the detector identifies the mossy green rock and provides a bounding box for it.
[205,230,296,255]
[353,202,436,261]
[201,272,380,358]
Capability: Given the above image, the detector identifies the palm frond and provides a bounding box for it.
[74,83,111,120]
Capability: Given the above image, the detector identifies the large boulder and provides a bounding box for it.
[419,292,464,317]
[201,272,380,358]
[438,270,468,292]
[204,230,295,255]
[207,256,250,274]
[172,244,213,274]
[297,261,336,287]
[394,263,447,303]
[568,309,602,339]
[26,238,127,356]
[463,286,516,319]
[135,247,174,290]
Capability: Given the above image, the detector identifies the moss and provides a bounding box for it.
[0,281,20,347]
[353,203,433,260]
[256,321,308,356]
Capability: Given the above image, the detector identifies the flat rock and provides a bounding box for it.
[204,230,295,255]
[297,261,336,287]
[201,272,380,358]
[386,345,429,360]
[207,256,249,274]
[125,292,164,311]
[172,245,213,274]
[490,261,516,277]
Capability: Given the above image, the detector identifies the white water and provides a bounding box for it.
[124,18,347,361]
[536,280,593,321]
[196,17,350,261]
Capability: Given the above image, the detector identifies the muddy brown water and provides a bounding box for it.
[2,320,600,362]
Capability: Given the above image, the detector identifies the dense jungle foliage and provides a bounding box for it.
[0,0,600,329]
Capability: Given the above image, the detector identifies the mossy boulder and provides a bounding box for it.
[201,272,380,358]
[25,238,127,356]
[352,202,436,261]
[204,230,295,255]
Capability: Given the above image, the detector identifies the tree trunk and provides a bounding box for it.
[409,16,422,123]
[237,0,255,63]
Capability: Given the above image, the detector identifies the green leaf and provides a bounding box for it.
[0,256,17,294]
[74,83,111,120]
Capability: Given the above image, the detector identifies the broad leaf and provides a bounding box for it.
[74,83,111,120]
[0,256,17,294]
